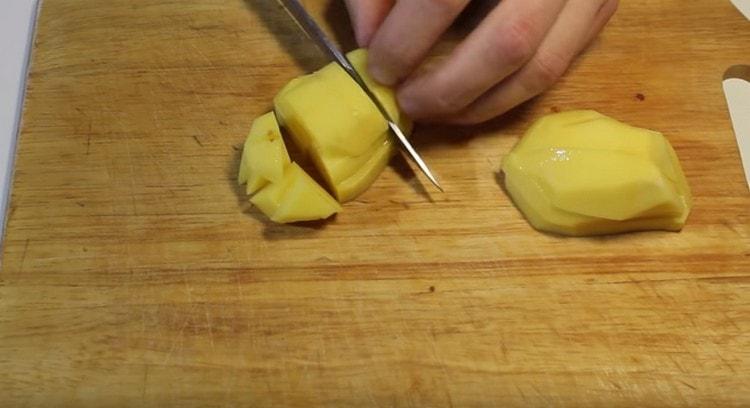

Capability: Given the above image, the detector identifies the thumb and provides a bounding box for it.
[345,0,395,47]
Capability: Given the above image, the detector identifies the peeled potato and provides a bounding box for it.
[238,49,410,223]
[502,110,692,236]
[274,49,411,202]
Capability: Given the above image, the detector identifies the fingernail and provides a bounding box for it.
[397,88,421,119]
[368,59,397,86]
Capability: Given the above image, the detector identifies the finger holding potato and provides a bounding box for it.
[345,0,619,124]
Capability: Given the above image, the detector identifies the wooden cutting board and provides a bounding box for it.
[2,0,749,406]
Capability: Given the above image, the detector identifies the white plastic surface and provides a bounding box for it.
[731,0,750,19]
[724,77,750,190]
[0,0,39,243]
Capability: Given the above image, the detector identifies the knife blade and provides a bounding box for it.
[274,0,443,192]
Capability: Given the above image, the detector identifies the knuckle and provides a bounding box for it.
[530,52,568,88]
[491,20,536,67]
[431,92,466,115]
[454,102,508,124]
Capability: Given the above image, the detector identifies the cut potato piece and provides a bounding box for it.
[237,49,411,223]
[272,164,343,223]
[345,49,404,123]
[275,70,387,157]
[274,49,411,202]
[238,112,290,195]
[334,138,394,202]
[502,110,692,236]
[250,163,341,223]
[248,165,297,218]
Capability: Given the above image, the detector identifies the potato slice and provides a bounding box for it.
[250,163,341,223]
[333,138,394,202]
[272,164,342,223]
[238,112,290,195]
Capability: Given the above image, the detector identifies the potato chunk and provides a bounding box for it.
[238,112,290,195]
[237,49,410,223]
[237,113,340,223]
[274,49,411,202]
[250,163,341,223]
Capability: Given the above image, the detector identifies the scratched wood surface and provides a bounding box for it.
[2,0,749,406]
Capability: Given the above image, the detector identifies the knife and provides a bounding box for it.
[274,0,443,192]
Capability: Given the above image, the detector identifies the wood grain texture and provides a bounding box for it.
[2,0,749,406]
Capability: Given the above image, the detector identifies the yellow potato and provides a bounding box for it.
[274,49,410,202]
[250,163,341,223]
[237,113,339,223]
[502,111,692,236]
[531,149,684,221]
[333,138,394,201]
[237,112,290,195]
[237,49,409,223]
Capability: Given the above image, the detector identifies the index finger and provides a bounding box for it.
[344,0,395,46]
[397,0,567,120]
[367,0,471,86]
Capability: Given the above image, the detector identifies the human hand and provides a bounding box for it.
[345,0,618,124]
